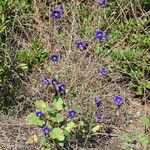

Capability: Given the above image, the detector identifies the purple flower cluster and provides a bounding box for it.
[94,95,124,121]
[42,76,66,93]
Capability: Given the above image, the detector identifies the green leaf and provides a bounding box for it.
[50,113,64,123]
[139,136,149,149]
[55,75,59,81]
[58,142,64,147]
[65,122,76,132]
[40,139,51,149]
[91,124,100,133]
[137,132,146,139]
[45,106,53,113]
[47,67,51,73]
[27,113,45,126]
[96,44,102,54]
[18,63,28,71]
[79,121,84,127]
[35,100,47,109]
[144,81,150,89]
[74,106,81,112]
[86,27,93,34]
[50,128,65,141]
[137,85,144,95]
[53,97,63,111]
[63,130,70,139]
[140,116,150,127]
[121,134,133,143]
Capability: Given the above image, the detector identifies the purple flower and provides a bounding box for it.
[51,10,61,20]
[95,30,104,41]
[52,77,59,86]
[96,113,102,121]
[77,41,89,50]
[59,4,64,14]
[42,126,51,136]
[96,0,107,6]
[114,96,123,106]
[36,111,44,118]
[58,83,66,93]
[50,54,59,62]
[101,67,107,76]
[68,109,76,118]
[42,77,49,85]
[84,43,89,50]
[96,68,101,73]
[95,97,103,108]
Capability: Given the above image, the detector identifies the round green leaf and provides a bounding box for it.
[35,100,47,109]
[140,116,150,127]
[91,124,100,133]
[50,128,65,141]
[47,66,51,73]
[50,113,64,123]
[58,142,64,147]
[27,113,45,126]
[55,75,59,81]
[65,122,76,132]
[121,134,133,143]
[140,136,149,149]
[79,121,84,127]
[53,97,63,111]
[144,81,150,89]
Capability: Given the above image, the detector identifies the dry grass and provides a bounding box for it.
[0,0,150,149]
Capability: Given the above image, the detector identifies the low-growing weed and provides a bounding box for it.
[121,116,150,150]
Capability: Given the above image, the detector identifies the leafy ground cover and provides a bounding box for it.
[0,0,150,149]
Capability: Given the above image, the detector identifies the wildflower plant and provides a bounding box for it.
[24,0,149,149]
[27,73,107,149]
[27,97,70,149]
[27,81,107,149]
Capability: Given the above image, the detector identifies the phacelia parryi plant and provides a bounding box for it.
[27,1,125,149]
